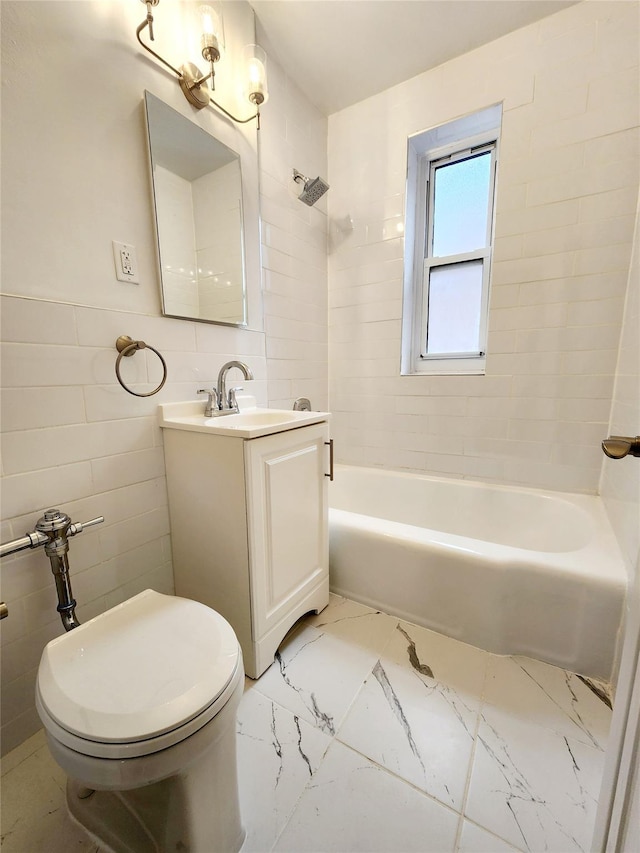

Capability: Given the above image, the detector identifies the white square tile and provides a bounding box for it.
[273,740,459,852]
[465,705,606,853]
[253,602,395,737]
[0,728,46,776]
[0,741,96,853]
[482,655,611,751]
[304,593,398,656]
[236,687,331,852]
[337,621,488,809]
[458,820,521,853]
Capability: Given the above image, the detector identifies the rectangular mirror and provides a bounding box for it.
[144,91,247,326]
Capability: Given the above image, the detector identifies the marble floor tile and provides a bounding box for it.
[382,621,489,697]
[304,593,399,656]
[0,736,99,853]
[337,620,488,809]
[465,704,607,853]
[483,655,612,751]
[236,686,331,852]
[272,740,460,853]
[253,601,396,737]
[457,820,521,852]
[0,728,47,777]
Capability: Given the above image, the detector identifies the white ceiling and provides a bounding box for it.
[250,0,580,115]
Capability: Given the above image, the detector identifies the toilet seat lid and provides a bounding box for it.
[37,590,240,744]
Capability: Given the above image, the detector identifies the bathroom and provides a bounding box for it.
[1,0,639,850]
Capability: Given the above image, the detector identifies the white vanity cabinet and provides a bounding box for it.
[161,416,330,678]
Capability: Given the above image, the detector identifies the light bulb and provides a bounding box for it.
[200,5,216,35]
[243,45,268,106]
[199,4,222,62]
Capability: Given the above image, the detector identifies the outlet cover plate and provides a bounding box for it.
[112,241,139,284]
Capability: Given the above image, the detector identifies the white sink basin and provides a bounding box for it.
[222,411,301,427]
[159,401,329,439]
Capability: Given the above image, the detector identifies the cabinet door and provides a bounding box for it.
[245,422,329,640]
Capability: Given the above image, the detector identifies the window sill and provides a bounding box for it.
[402,357,486,376]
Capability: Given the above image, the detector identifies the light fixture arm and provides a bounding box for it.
[211,96,262,129]
[192,63,216,90]
[136,6,181,79]
[135,1,262,128]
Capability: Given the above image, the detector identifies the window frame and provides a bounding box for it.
[401,106,502,376]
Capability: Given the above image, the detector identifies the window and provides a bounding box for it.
[401,105,502,375]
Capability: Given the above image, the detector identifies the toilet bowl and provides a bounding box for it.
[36,589,246,853]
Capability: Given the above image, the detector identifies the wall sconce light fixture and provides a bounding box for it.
[136,0,268,128]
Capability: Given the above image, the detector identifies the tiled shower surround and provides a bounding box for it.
[328,1,639,494]
[1,596,612,853]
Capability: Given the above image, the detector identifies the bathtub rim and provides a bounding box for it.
[330,463,628,585]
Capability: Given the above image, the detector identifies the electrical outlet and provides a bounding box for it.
[112,241,139,284]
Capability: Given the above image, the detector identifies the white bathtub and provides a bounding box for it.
[329,465,627,680]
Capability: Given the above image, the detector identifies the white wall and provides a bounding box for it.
[328,0,639,494]
[601,201,640,576]
[258,22,329,411]
[0,0,327,754]
[594,197,640,852]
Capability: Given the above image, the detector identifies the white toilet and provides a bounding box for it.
[36,589,245,853]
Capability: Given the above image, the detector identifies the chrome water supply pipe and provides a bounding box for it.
[0,510,104,631]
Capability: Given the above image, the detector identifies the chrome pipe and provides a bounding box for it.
[0,510,104,632]
[0,531,48,558]
[45,539,81,632]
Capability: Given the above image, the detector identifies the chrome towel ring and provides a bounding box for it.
[115,335,167,397]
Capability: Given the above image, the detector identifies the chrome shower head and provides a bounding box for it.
[293,169,329,206]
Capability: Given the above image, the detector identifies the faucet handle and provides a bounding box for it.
[198,388,219,417]
[227,386,243,412]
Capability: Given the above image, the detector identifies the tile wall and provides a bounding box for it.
[594,197,640,851]
[257,27,329,411]
[600,204,640,574]
[328,0,640,494]
[0,0,327,754]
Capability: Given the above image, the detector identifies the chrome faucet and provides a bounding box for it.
[218,360,253,411]
[199,360,254,417]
